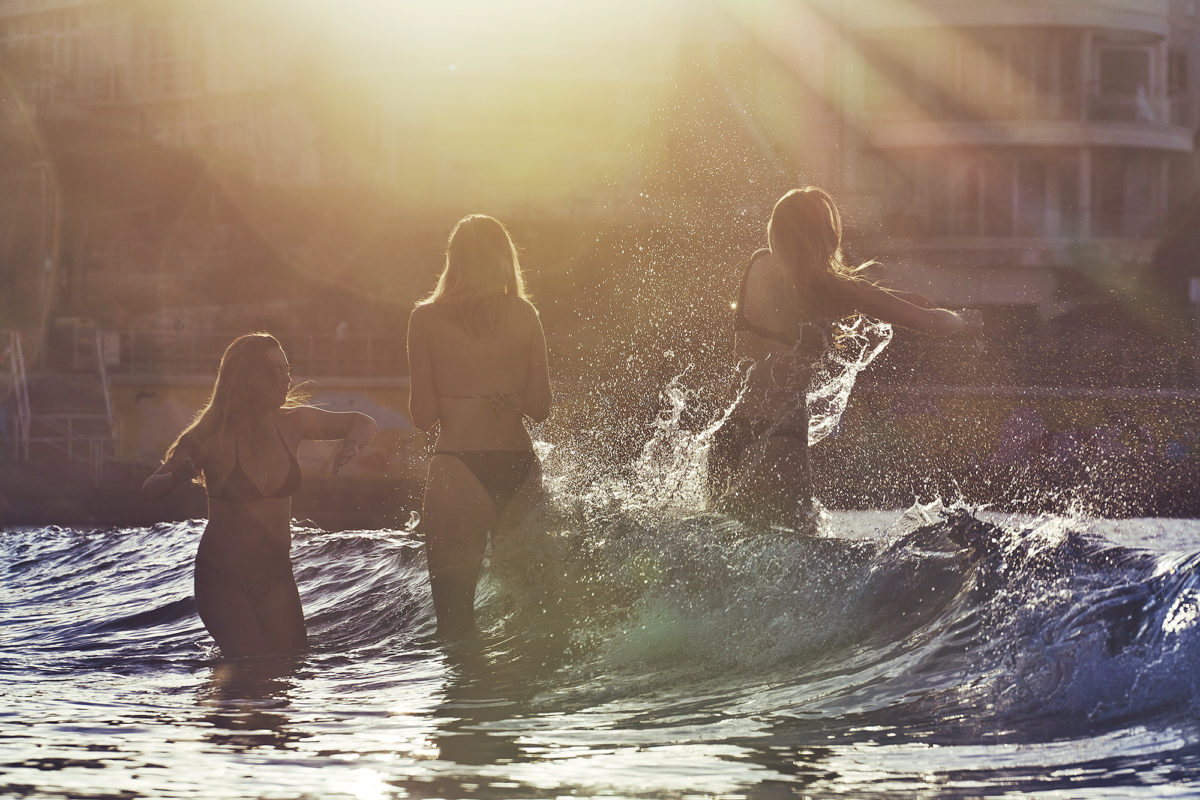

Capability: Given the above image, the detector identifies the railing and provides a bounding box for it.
[25,414,114,484]
[109,331,409,377]
[95,329,116,441]
[871,337,1199,391]
[1087,92,1163,124]
[38,325,1200,390]
[6,330,32,460]
[5,327,118,482]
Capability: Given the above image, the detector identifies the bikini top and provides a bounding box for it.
[206,422,302,502]
[733,249,832,355]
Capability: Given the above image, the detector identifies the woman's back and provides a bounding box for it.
[407,213,552,637]
[734,251,833,423]
[409,295,548,450]
[712,186,976,528]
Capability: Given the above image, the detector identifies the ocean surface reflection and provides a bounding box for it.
[5,509,1200,798]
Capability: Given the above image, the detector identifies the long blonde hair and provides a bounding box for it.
[767,186,875,322]
[418,214,529,336]
[164,332,305,485]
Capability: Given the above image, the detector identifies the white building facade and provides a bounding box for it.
[832,0,1200,311]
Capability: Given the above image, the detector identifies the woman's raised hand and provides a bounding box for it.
[331,440,362,476]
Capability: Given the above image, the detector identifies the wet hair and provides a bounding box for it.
[163,332,305,484]
[418,214,529,336]
[767,186,876,319]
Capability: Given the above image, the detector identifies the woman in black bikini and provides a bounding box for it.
[142,333,378,659]
[708,186,979,529]
[407,214,552,637]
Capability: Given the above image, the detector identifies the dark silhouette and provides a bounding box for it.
[142,332,377,658]
[708,187,980,528]
[407,215,552,638]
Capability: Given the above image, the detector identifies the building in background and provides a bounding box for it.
[833,0,1200,317]
[0,0,682,212]
[2,0,1200,348]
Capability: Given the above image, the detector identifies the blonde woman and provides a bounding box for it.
[709,187,979,528]
[407,215,552,637]
[142,333,378,659]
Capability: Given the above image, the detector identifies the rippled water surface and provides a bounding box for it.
[5,503,1200,799]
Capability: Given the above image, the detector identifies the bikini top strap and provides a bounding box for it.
[269,416,302,470]
[735,249,799,346]
[734,249,770,314]
[270,415,288,449]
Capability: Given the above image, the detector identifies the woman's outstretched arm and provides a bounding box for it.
[289,406,379,475]
[837,278,979,335]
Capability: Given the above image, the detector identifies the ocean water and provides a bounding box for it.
[7,333,1200,799]
[6,497,1200,799]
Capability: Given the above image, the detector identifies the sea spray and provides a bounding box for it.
[485,313,898,653]
[808,315,894,445]
[537,312,893,531]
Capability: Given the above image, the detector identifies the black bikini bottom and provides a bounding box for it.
[435,449,538,513]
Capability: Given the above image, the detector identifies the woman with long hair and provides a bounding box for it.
[407,214,552,637]
[142,332,378,658]
[708,186,979,528]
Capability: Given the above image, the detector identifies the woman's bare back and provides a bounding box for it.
[408,296,551,450]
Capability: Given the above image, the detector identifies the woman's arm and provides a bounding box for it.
[836,278,977,335]
[406,308,439,431]
[289,406,379,475]
[521,306,552,423]
[876,285,937,309]
[141,437,199,503]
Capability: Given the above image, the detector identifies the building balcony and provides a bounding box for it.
[868,236,1155,268]
[841,0,1169,37]
[864,118,1195,153]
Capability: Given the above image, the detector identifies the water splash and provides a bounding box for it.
[539,314,893,528]
[557,370,725,522]
[807,314,893,445]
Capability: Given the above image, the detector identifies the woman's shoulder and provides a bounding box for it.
[179,425,215,451]
[826,271,880,305]
[749,247,774,266]
[746,249,788,281]
[275,404,329,440]
[743,249,790,296]
[409,301,436,325]
[174,426,220,467]
[491,295,541,328]
[511,295,541,319]
[409,301,457,336]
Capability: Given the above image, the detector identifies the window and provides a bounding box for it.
[1092,148,1161,237]
[1054,159,1080,237]
[1059,34,1082,118]
[982,159,1014,236]
[1169,51,1188,94]
[1093,47,1152,121]
[881,151,1084,239]
[1015,160,1047,236]
[1099,47,1149,95]
[930,160,982,237]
